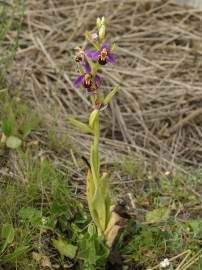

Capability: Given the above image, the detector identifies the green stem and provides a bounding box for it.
[94,113,100,179]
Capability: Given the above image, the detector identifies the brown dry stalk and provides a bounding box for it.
[6,0,202,176]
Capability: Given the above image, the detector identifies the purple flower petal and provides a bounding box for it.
[101,43,110,52]
[91,51,100,61]
[95,74,103,86]
[85,50,94,59]
[84,61,91,73]
[73,74,84,87]
[107,53,116,64]
[86,50,100,62]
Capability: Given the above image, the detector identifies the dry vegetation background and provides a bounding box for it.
[8,0,202,176]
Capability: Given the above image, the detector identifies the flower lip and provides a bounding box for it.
[83,73,93,89]
[86,74,102,92]
[73,60,92,87]
[73,73,102,92]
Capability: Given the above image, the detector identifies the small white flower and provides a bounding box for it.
[165,171,170,176]
[160,258,170,268]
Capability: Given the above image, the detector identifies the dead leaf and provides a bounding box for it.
[32,252,52,269]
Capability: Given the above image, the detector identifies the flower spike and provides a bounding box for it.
[70,17,121,249]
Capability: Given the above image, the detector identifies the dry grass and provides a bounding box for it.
[7,0,202,176]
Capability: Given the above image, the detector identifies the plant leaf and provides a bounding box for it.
[2,118,14,137]
[53,238,77,259]
[89,110,99,130]
[78,226,109,266]
[86,169,101,230]
[67,116,93,134]
[6,136,22,149]
[1,223,15,253]
[18,207,42,226]
[86,169,95,211]
[92,173,110,232]
[3,246,29,262]
[103,86,118,105]
[146,208,170,223]
[22,126,32,137]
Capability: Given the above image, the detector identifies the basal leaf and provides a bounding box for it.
[2,118,14,137]
[92,173,110,232]
[3,246,29,262]
[146,208,170,223]
[53,238,77,259]
[1,223,15,253]
[18,207,42,226]
[6,135,22,149]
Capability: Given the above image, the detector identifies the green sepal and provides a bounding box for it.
[110,43,116,53]
[67,116,93,134]
[85,31,91,42]
[103,86,118,105]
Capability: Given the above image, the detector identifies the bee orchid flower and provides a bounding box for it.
[86,43,115,65]
[73,64,103,93]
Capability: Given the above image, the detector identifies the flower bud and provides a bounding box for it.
[101,16,105,25]
[99,25,105,41]
[96,17,101,29]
